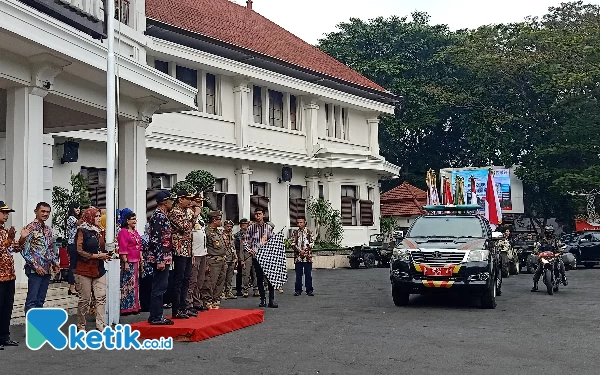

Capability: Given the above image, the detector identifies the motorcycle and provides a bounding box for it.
[539,251,561,295]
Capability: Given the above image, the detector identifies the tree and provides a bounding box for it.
[52,173,91,239]
[306,198,344,248]
[318,13,471,191]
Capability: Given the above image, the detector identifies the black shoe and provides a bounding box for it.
[174,311,189,319]
[563,278,568,286]
[294,292,301,296]
[531,283,538,292]
[194,305,208,312]
[149,317,174,325]
[236,291,243,297]
[307,291,314,296]
[268,301,278,308]
[186,308,198,317]
[1,340,18,347]
[0,345,3,350]
[259,298,267,308]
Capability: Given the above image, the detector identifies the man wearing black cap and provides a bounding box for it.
[146,191,174,325]
[168,189,200,318]
[235,218,251,297]
[0,202,23,349]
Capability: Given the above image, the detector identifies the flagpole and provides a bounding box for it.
[105,0,119,326]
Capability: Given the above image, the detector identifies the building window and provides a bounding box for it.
[341,185,358,226]
[206,73,216,115]
[325,104,331,137]
[154,60,169,74]
[289,185,306,227]
[115,0,130,26]
[319,184,324,199]
[214,178,228,193]
[80,167,107,209]
[147,173,176,190]
[290,95,298,130]
[268,90,283,127]
[251,181,270,221]
[360,187,375,226]
[253,86,263,124]
[176,65,197,88]
[341,107,348,140]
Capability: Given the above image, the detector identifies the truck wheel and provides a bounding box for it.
[363,253,375,269]
[481,280,497,309]
[544,269,553,295]
[349,259,360,269]
[496,271,502,296]
[509,261,519,275]
[392,283,410,306]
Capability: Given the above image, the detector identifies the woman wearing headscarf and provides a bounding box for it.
[66,203,82,296]
[74,207,111,331]
[118,210,142,315]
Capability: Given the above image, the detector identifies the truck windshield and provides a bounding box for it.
[408,216,485,238]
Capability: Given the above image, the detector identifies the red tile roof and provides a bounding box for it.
[381,182,427,217]
[146,0,387,93]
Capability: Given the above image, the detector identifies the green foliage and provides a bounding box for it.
[380,217,397,237]
[171,181,195,197]
[51,173,91,239]
[185,170,216,193]
[306,198,344,248]
[318,2,600,221]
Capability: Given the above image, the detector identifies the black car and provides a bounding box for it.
[572,231,600,268]
[389,205,501,309]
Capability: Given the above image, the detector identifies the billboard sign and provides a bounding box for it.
[440,166,524,214]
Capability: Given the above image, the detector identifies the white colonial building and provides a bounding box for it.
[1,0,400,290]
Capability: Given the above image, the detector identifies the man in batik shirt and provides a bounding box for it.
[168,189,200,319]
[0,201,23,349]
[146,191,174,325]
[245,208,277,308]
[292,217,314,296]
[19,202,58,314]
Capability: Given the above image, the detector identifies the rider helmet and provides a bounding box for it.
[544,225,555,238]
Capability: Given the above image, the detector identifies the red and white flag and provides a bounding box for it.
[485,170,502,225]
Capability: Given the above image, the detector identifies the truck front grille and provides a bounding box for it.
[411,251,466,264]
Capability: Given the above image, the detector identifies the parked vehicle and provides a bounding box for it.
[538,250,562,295]
[349,234,394,269]
[513,240,537,274]
[571,231,600,268]
[390,204,501,309]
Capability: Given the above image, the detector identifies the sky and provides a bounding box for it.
[244,0,600,44]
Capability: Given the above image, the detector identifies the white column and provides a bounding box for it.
[6,87,45,287]
[305,176,320,230]
[118,120,148,231]
[118,97,164,231]
[302,98,319,156]
[367,117,380,157]
[233,80,251,148]
[235,166,253,220]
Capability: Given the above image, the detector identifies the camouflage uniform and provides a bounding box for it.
[218,228,237,299]
[200,218,226,308]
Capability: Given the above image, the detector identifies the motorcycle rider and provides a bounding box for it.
[531,225,567,292]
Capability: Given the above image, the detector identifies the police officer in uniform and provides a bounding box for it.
[200,211,227,309]
[531,225,567,292]
[219,220,238,300]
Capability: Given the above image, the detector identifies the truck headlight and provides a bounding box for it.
[393,248,411,262]
[467,250,490,262]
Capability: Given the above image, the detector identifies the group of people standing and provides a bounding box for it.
[0,186,318,345]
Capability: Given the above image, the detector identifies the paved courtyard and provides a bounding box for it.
[4,267,600,375]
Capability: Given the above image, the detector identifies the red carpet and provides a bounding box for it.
[130,309,264,342]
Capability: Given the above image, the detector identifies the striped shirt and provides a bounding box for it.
[244,222,274,253]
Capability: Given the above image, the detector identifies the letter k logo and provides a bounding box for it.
[26,308,69,350]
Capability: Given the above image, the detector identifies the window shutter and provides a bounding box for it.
[146,189,159,221]
[206,192,219,211]
[341,197,354,226]
[360,200,374,226]
[225,194,239,224]
[259,197,270,221]
[289,198,306,226]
